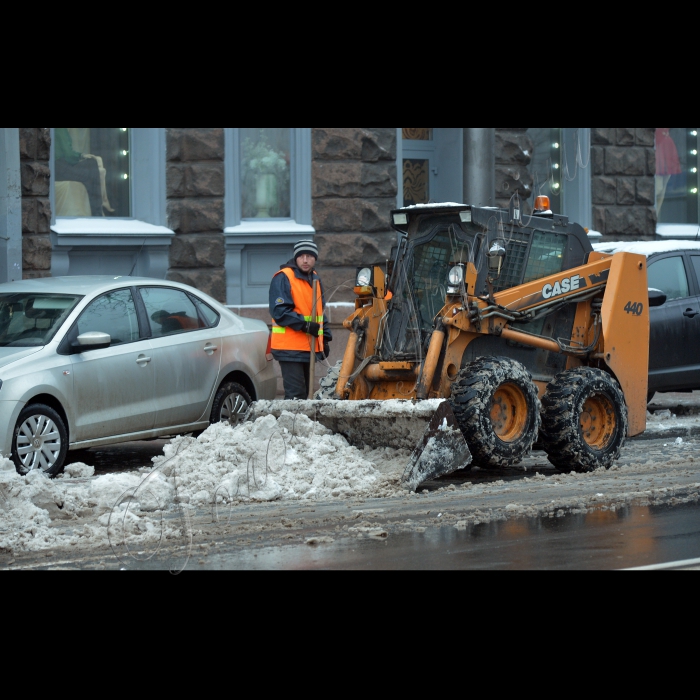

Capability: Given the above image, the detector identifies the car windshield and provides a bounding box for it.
[0,293,82,347]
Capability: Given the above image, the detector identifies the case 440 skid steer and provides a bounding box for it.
[249,198,658,490]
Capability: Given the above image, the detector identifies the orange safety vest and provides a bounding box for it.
[271,268,324,353]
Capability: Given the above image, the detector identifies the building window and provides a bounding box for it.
[51,128,168,228]
[225,128,312,229]
[401,129,434,207]
[656,128,699,225]
[224,128,313,306]
[529,128,563,214]
[240,128,292,219]
[528,128,591,229]
[49,128,172,279]
[54,128,131,218]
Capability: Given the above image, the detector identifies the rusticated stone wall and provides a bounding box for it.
[20,128,52,279]
[591,128,656,238]
[495,128,534,210]
[166,128,226,301]
[312,128,398,303]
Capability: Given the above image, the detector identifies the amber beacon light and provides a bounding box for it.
[534,195,551,212]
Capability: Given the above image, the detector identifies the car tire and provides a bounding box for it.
[540,368,628,473]
[210,382,252,427]
[12,404,69,478]
[449,356,541,468]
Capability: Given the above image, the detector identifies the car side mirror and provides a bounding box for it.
[73,331,112,352]
[648,288,667,308]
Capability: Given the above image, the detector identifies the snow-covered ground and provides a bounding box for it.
[2,402,700,560]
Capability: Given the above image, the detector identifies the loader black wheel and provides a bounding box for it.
[449,357,541,468]
[540,368,628,473]
[314,361,343,400]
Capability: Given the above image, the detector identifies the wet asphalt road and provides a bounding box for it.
[202,501,700,571]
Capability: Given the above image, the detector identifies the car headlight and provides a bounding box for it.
[448,266,464,286]
[356,268,372,287]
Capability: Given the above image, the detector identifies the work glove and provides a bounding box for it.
[323,339,331,359]
[305,321,321,337]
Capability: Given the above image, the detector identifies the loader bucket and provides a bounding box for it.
[401,401,472,491]
[245,399,472,491]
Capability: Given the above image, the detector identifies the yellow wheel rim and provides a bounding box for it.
[490,383,528,442]
[580,394,617,450]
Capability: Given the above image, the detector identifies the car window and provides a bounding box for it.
[0,293,81,347]
[692,256,700,292]
[647,256,689,301]
[190,295,220,328]
[77,289,140,345]
[140,287,206,338]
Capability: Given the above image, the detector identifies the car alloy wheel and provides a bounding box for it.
[210,381,253,428]
[221,393,248,425]
[12,404,69,477]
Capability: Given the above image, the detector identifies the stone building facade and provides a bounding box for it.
[6,127,670,299]
[165,128,227,301]
[19,128,52,279]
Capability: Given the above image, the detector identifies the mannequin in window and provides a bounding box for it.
[655,128,682,217]
[54,127,114,216]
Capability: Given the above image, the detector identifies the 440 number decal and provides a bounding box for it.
[624,301,644,316]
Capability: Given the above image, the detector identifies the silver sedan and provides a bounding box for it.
[0,276,277,476]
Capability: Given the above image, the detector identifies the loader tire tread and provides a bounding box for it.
[449,356,541,468]
[540,367,627,473]
[314,361,343,400]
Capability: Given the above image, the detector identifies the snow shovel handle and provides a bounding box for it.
[308,279,318,399]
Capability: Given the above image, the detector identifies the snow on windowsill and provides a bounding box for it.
[657,224,700,240]
[51,218,174,236]
[225,221,315,236]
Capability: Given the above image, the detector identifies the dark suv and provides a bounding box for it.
[593,240,700,401]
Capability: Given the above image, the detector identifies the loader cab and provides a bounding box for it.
[380,203,593,364]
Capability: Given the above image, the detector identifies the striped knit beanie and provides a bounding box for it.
[294,240,319,261]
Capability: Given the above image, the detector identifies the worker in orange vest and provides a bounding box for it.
[269,240,332,399]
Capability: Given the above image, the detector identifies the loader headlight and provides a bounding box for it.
[356,268,372,287]
[448,265,464,286]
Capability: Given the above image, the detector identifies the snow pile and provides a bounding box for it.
[0,459,178,554]
[0,412,412,555]
[154,411,410,506]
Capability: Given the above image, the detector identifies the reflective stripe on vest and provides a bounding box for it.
[271,268,323,352]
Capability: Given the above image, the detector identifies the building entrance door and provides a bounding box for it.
[400,128,463,207]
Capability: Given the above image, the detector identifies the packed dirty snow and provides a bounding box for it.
[155,412,411,505]
[0,412,411,554]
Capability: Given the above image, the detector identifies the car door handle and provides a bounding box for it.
[136,355,152,365]
[684,308,699,318]
[204,344,218,355]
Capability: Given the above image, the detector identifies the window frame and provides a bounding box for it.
[224,128,313,233]
[49,128,171,232]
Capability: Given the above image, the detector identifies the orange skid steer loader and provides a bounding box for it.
[249,200,657,490]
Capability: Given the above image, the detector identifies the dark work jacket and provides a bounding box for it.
[269,259,333,362]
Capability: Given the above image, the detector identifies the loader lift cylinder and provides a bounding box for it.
[416,320,447,400]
